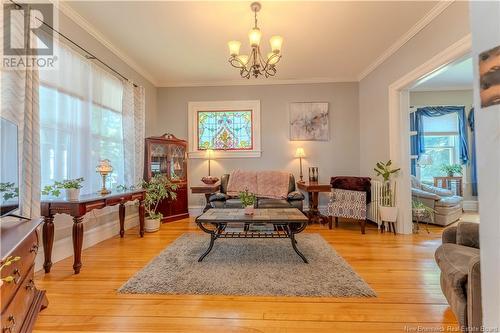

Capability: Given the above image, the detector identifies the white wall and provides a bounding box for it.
[155,83,360,210]
[409,90,477,202]
[469,1,500,329]
[359,1,470,174]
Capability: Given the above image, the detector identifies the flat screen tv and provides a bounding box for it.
[0,117,19,216]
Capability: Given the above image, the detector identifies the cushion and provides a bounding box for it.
[421,184,454,197]
[456,222,480,249]
[208,193,228,202]
[411,175,422,189]
[257,198,291,208]
[412,188,440,200]
[435,243,480,300]
[287,191,304,201]
[436,196,463,207]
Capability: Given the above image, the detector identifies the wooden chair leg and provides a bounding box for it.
[328,216,333,230]
[381,221,385,233]
[360,219,366,234]
[335,217,339,228]
[391,222,396,235]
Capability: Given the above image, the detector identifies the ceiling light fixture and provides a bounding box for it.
[227,2,283,79]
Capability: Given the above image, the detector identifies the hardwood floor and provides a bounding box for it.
[33,215,478,333]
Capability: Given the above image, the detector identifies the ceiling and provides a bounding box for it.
[64,1,441,87]
[412,57,473,91]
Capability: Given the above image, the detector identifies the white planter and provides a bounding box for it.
[244,206,255,215]
[145,218,161,233]
[379,206,398,222]
[65,188,80,201]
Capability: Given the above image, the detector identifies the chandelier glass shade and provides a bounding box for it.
[227,2,283,79]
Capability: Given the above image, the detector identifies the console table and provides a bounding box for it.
[296,181,331,224]
[41,189,145,274]
[190,182,220,212]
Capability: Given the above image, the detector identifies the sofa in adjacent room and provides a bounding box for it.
[209,172,304,210]
[435,222,482,332]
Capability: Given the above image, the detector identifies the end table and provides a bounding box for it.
[296,181,331,224]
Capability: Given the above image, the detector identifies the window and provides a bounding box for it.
[39,42,124,194]
[188,101,261,158]
[418,113,461,183]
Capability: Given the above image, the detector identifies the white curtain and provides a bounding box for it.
[39,42,125,195]
[122,81,145,187]
[1,6,41,218]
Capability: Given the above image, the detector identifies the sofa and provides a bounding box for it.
[209,173,304,210]
[435,222,482,331]
[411,176,463,226]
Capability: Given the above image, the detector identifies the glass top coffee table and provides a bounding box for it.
[195,208,309,263]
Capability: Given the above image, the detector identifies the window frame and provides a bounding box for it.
[188,100,261,158]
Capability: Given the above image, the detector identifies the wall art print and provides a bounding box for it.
[289,102,329,141]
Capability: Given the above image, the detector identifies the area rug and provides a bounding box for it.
[118,233,376,297]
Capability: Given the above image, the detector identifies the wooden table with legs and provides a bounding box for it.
[296,181,331,224]
[190,182,221,212]
[40,189,145,274]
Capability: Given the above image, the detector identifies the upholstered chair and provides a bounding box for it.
[327,189,368,234]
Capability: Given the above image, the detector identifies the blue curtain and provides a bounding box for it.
[415,106,469,164]
[468,108,478,196]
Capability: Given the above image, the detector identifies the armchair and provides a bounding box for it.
[435,222,481,331]
[411,176,463,226]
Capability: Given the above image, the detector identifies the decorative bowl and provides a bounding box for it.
[201,176,219,185]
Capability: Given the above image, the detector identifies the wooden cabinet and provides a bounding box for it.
[144,133,189,222]
[1,218,48,333]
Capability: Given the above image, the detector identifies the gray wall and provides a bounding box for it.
[409,90,476,201]
[155,83,360,208]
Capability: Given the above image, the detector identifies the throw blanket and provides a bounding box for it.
[256,171,290,199]
[330,176,372,203]
[227,170,257,196]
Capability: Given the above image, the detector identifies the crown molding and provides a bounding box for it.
[357,0,455,81]
[159,77,358,88]
[55,1,159,86]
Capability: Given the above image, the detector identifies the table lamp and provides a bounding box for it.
[96,159,113,195]
[295,148,306,181]
[201,149,219,185]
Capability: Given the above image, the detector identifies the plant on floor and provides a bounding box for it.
[142,174,178,220]
[441,164,462,177]
[412,200,435,215]
[41,177,84,200]
[374,160,400,207]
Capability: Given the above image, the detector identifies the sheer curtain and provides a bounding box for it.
[39,42,125,195]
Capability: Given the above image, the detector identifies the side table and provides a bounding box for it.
[190,182,221,212]
[296,181,331,224]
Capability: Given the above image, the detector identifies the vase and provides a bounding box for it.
[145,217,161,233]
[244,205,254,215]
[65,188,80,201]
[308,167,318,182]
[379,206,398,222]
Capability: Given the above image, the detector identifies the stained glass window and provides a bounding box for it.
[197,110,253,150]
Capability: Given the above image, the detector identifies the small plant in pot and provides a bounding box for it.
[374,160,400,223]
[42,177,84,201]
[142,174,177,233]
[440,164,462,177]
[239,188,257,215]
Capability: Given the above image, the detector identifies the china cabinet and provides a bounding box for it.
[144,133,188,222]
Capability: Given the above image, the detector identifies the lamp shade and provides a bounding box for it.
[295,147,305,158]
[96,159,113,174]
[270,35,283,53]
[227,40,241,57]
[248,27,262,47]
[417,154,433,166]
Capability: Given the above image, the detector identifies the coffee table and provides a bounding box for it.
[195,208,309,263]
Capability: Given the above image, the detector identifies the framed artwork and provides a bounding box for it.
[289,102,329,141]
[479,45,500,108]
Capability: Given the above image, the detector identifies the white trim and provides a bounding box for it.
[357,1,454,81]
[160,77,357,88]
[187,100,261,159]
[411,85,473,92]
[54,1,159,86]
[34,213,139,273]
[463,200,479,212]
[387,34,471,234]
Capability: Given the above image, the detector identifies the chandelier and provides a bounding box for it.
[227,2,283,79]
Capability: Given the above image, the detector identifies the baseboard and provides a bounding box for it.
[463,200,479,212]
[34,213,139,272]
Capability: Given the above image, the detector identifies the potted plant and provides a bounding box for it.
[239,188,257,215]
[42,177,84,201]
[374,160,400,223]
[412,200,435,233]
[441,164,462,177]
[142,174,177,232]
